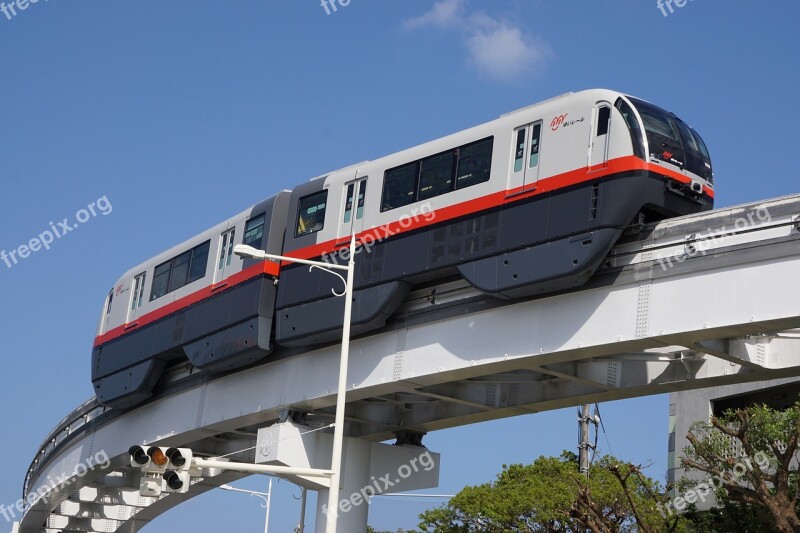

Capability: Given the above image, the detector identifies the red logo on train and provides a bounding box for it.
[550,114,568,131]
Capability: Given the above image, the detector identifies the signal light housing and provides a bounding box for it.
[166,447,187,468]
[148,447,169,467]
[130,445,194,495]
[163,470,190,493]
[129,446,150,468]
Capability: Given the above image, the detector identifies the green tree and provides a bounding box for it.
[681,402,800,532]
[418,452,687,532]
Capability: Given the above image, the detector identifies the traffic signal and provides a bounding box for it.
[129,446,193,495]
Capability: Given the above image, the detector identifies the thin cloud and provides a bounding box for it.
[404,0,552,82]
[404,0,465,29]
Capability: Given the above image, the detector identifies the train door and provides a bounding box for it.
[126,272,146,323]
[508,122,543,192]
[337,173,368,243]
[213,225,237,284]
[590,104,611,170]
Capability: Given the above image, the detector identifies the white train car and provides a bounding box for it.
[93,89,714,409]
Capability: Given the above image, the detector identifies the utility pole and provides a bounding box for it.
[578,404,592,478]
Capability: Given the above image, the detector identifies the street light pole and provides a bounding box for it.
[219,479,273,533]
[325,234,356,532]
[234,234,357,533]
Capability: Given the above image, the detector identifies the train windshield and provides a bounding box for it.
[628,97,713,183]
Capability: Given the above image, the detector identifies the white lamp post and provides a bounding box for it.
[234,235,357,533]
[220,479,273,533]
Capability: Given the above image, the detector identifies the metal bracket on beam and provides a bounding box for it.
[393,430,426,447]
[691,339,762,371]
[278,409,308,425]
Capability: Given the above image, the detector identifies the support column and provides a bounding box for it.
[315,438,371,533]
[256,422,441,533]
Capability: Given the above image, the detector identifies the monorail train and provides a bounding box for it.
[92,89,714,409]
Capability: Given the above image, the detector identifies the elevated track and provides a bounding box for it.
[18,193,800,533]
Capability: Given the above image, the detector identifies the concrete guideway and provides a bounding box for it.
[17,193,800,533]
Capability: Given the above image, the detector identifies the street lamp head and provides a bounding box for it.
[233,244,268,260]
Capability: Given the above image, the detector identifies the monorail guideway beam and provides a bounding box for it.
[17,193,800,533]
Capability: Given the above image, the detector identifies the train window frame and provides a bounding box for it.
[295,190,328,237]
[243,214,266,248]
[149,240,212,302]
[529,125,542,169]
[151,261,171,301]
[380,136,494,212]
[218,227,236,270]
[417,150,456,201]
[513,128,527,173]
[456,137,494,190]
[187,241,210,284]
[343,183,355,224]
[356,180,367,220]
[596,106,611,137]
[381,162,419,212]
[130,272,146,312]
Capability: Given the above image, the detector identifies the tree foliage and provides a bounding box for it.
[418,452,687,532]
[681,402,800,532]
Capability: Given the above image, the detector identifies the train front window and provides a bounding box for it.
[615,98,646,160]
[685,123,713,182]
[628,97,685,169]
[628,97,712,182]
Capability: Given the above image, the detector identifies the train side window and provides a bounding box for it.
[529,124,542,168]
[151,261,171,301]
[597,106,611,136]
[514,129,527,172]
[218,228,236,270]
[418,151,455,201]
[188,241,210,283]
[150,240,212,301]
[296,190,328,237]
[130,272,146,311]
[456,137,494,189]
[381,162,418,212]
[168,250,192,293]
[243,214,266,248]
[105,289,114,315]
[356,180,367,220]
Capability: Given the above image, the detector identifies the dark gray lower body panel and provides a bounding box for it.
[92,277,277,409]
[457,228,622,298]
[276,281,412,347]
[275,170,711,346]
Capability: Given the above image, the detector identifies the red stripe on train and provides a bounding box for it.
[94,157,710,347]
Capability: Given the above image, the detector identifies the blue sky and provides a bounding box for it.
[1,0,798,531]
